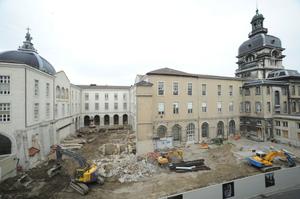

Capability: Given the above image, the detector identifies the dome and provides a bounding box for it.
[238,33,282,57]
[0,30,56,76]
[0,50,56,75]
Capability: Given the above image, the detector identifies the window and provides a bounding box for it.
[173,103,179,114]
[282,130,288,138]
[245,101,251,113]
[255,86,261,95]
[217,102,222,112]
[217,85,221,96]
[114,102,118,110]
[158,103,165,114]
[95,93,99,100]
[298,123,300,129]
[54,104,58,117]
[0,75,10,95]
[123,93,127,100]
[186,123,195,142]
[202,102,207,112]
[283,101,287,113]
[0,103,10,122]
[201,122,209,138]
[46,83,50,97]
[292,85,296,95]
[158,82,164,95]
[275,121,281,126]
[244,88,250,96]
[62,104,65,116]
[114,93,118,100]
[229,85,233,96]
[275,91,280,106]
[65,89,69,99]
[187,83,192,95]
[275,129,281,136]
[240,102,244,113]
[298,86,300,96]
[105,102,109,110]
[267,86,270,95]
[229,102,234,112]
[105,93,109,100]
[173,82,179,95]
[283,121,288,127]
[187,102,193,114]
[95,103,99,110]
[267,102,271,113]
[46,103,50,118]
[255,102,262,113]
[34,79,39,96]
[85,103,89,111]
[292,101,296,112]
[85,93,89,101]
[202,84,206,96]
[34,103,39,120]
[123,102,127,110]
[239,87,243,95]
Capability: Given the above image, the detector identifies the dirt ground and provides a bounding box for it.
[1,128,299,199]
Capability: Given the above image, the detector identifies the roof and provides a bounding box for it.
[135,80,153,87]
[77,84,130,89]
[146,67,242,80]
[238,33,282,57]
[243,79,289,87]
[0,50,56,75]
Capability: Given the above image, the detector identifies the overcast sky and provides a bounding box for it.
[0,0,300,85]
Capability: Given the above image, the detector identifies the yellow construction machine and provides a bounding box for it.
[47,145,104,195]
[157,149,184,165]
[247,149,296,172]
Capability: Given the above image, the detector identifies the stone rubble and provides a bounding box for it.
[95,153,158,183]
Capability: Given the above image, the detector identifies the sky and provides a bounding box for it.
[0,0,300,85]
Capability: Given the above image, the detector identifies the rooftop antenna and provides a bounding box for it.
[256,0,259,13]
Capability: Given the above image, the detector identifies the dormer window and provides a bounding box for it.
[246,54,255,62]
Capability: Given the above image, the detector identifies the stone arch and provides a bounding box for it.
[201,122,209,138]
[0,132,16,155]
[186,123,195,142]
[94,115,100,126]
[113,114,119,125]
[104,115,110,125]
[172,124,182,141]
[229,120,236,135]
[123,114,128,125]
[84,115,90,127]
[0,134,12,155]
[157,125,167,138]
[217,121,224,137]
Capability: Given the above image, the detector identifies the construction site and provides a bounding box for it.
[1,125,299,199]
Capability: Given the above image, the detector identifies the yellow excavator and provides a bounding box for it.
[47,145,104,195]
[157,149,184,165]
[247,149,296,172]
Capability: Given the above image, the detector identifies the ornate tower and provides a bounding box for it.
[236,9,285,79]
[18,28,37,52]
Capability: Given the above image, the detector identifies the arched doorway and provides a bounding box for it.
[157,125,167,138]
[201,122,209,138]
[186,123,195,142]
[94,115,100,126]
[217,121,224,137]
[84,115,90,127]
[123,114,128,125]
[172,124,181,142]
[229,120,236,135]
[113,114,119,125]
[104,115,110,125]
[0,134,12,155]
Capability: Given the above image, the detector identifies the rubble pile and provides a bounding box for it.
[96,154,158,183]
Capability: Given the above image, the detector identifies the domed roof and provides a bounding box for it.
[238,33,282,57]
[0,30,56,75]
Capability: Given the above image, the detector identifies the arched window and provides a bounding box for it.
[56,86,60,98]
[217,121,224,137]
[246,54,255,62]
[65,89,69,99]
[186,123,195,142]
[94,115,100,125]
[123,114,128,125]
[113,114,119,125]
[201,122,209,138]
[229,120,236,135]
[172,125,181,141]
[157,125,167,138]
[104,115,110,125]
[84,115,90,127]
[61,87,65,99]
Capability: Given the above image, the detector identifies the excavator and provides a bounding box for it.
[247,149,296,172]
[157,149,184,165]
[47,145,104,195]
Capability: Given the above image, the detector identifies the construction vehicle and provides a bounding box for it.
[246,149,296,172]
[47,145,104,195]
[157,149,183,165]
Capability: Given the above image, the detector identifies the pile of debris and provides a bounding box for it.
[95,154,157,183]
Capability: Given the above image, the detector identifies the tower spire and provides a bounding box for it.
[19,27,37,52]
[248,8,268,38]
